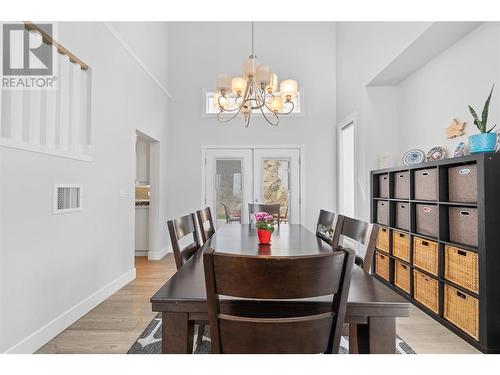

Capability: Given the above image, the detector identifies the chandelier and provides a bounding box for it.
[214,22,298,127]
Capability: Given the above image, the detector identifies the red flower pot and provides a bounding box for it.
[258,229,272,245]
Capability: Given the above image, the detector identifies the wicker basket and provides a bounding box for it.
[375,252,390,281]
[376,227,390,253]
[395,261,411,294]
[413,269,439,313]
[393,231,410,262]
[444,284,479,340]
[413,237,439,275]
[445,245,479,293]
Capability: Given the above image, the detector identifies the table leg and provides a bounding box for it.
[162,312,195,354]
[355,317,396,354]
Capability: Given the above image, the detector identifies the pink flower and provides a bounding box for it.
[255,211,273,222]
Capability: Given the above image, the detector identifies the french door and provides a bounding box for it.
[203,147,302,227]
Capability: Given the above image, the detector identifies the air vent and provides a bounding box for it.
[53,184,83,214]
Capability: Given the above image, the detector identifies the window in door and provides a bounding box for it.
[215,160,242,227]
[262,159,290,223]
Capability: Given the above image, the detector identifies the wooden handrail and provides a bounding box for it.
[23,21,89,71]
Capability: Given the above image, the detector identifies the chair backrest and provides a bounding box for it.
[334,215,378,273]
[203,249,355,354]
[316,209,342,246]
[248,203,281,226]
[222,203,230,223]
[167,213,201,270]
[196,207,215,243]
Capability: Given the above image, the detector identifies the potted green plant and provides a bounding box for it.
[255,211,275,245]
[468,85,497,153]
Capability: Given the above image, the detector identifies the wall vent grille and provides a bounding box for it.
[54,184,82,213]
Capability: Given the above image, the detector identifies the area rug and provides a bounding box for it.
[128,314,415,354]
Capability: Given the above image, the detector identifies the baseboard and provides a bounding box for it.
[135,250,149,257]
[148,246,170,261]
[4,268,136,354]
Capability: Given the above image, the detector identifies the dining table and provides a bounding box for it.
[151,224,410,354]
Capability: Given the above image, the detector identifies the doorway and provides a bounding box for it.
[135,130,161,259]
[202,146,303,228]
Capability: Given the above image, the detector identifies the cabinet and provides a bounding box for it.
[370,153,500,353]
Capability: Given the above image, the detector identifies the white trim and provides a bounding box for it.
[4,268,136,354]
[201,144,305,150]
[336,111,358,218]
[148,246,171,261]
[0,137,93,162]
[103,22,172,99]
[200,145,305,226]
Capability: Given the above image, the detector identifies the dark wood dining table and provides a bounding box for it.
[151,224,410,354]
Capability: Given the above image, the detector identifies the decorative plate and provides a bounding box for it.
[402,149,425,165]
[426,147,447,161]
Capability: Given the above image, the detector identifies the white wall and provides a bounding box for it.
[336,22,434,221]
[166,22,336,231]
[397,22,500,156]
[0,21,170,353]
[337,22,499,223]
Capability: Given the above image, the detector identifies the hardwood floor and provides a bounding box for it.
[37,254,480,354]
[37,255,176,354]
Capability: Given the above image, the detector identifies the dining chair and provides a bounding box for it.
[248,203,281,226]
[196,207,215,243]
[222,203,241,224]
[167,213,206,346]
[203,248,355,354]
[333,215,379,353]
[333,215,379,273]
[316,209,342,246]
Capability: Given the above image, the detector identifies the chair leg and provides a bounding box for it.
[196,322,205,346]
[349,323,359,354]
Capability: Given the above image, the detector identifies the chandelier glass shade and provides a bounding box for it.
[214,22,298,127]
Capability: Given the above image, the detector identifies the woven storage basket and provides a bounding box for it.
[376,201,389,226]
[375,252,390,281]
[392,231,410,262]
[394,171,410,199]
[444,284,479,340]
[413,237,439,275]
[415,204,439,238]
[394,261,411,294]
[414,168,438,201]
[378,174,389,198]
[376,227,390,253]
[413,269,439,313]
[448,164,477,203]
[449,207,478,247]
[445,245,479,293]
[395,202,410,231]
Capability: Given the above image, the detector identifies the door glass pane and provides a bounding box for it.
[216,160,242,227]
[263,159,289,223]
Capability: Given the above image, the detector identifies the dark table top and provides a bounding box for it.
[151,224,409,318]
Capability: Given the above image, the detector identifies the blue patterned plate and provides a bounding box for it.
[402,149,425,165]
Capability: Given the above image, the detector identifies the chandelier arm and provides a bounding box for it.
[280,100,295,115]
[217,103,244,123]
[217,95,240,112]
[258,100,279,127]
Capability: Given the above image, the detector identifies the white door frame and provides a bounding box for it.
[201,145,305,225]
[136,130,162,260]
[336,112,358,218]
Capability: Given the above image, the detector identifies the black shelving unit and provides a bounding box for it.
[370,153,500,353]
